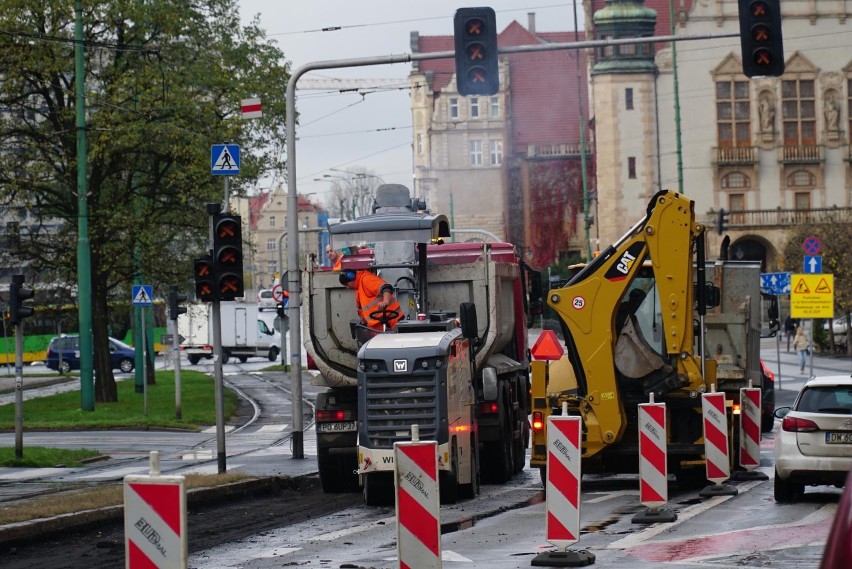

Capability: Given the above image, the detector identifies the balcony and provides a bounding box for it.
[781,145,823,164]
[725,207,852,229]
[527,143,590,159]
[714,146,757,166]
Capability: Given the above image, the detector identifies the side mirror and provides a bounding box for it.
[774,406,791,419]
[459,302,478,341]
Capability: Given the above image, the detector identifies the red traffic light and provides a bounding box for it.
[215,217,240,240]
[454,7,499,96]
[749,0,768,16]
[216,245,241,266]
[465,42,485,62]
[194,257,216,302]
[738,0,784,77]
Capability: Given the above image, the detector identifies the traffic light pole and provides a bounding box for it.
[14,323,23,459]
[172,317,182,420]
[212,299,226,473]
[284,29,742,461]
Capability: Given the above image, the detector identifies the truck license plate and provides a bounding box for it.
[825,432,852,444]
[318,421,356,433]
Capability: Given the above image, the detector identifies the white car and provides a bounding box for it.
[774,375,852,502]
[257,289,276,312]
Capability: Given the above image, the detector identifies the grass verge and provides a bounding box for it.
[0,472,253,525]
[0,446,101,467]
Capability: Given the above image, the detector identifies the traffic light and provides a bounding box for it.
[738,0,784,78]
[716,208,730,235]
[9,274,34,325]
[194,255,216,302]
[454,7,499,96]
[168,285,188,321]
[212,213,244,301]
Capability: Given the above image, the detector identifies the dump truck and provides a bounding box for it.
[303,184,542,505]
[529,190,776,484]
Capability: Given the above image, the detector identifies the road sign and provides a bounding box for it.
[240,98,262,119]
[760,272,791,295]
[132,285,154,306]
[211,144,240,175]
[803,236,822,255]
[804,255,822,274]
[124,475,187,568]
[790,273,834,319]
[271,283,285,303]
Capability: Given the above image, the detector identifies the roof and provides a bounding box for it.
[589,0,694,45]
[248,192,270,231]
[414,20,589,147]
[803,376,852,387]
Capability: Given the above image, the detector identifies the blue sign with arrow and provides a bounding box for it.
[804,255,822,274]
[760,272,791,295]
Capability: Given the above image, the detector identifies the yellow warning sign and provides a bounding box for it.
[790,274,834,319]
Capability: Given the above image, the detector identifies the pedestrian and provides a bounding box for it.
[784,316,797,352]
[339,270,402,334]
[326,246,343,270]
[792,324,810,374]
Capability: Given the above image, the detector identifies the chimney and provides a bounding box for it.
[528,12,536,34]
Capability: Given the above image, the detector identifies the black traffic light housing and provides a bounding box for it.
[212,213,244,301]
[716,208,730,235]
[738,0,784,78]
[10,274,34,325]
[168,285,188,320]
[194,255,216,302]
[454,7,499,96]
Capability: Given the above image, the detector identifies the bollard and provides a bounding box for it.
[632,394,677,523]
[395,427,441,569]
[699,387,738,497]
[732,382,769,481]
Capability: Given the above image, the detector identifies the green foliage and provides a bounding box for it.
[0,370,238,429]
[0,446,100,467]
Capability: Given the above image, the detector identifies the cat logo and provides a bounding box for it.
[394,359,408,373]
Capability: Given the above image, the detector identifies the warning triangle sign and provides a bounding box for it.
[531,330,565,361]
[213,147,238,171]
[793,278,810,294]
[134,287,152,304]
[815,278,832,293]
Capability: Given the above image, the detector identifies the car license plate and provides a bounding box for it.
[825,432,852,444]
[317,421,356,433]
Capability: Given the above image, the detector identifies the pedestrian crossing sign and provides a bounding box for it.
[132,284,154,306]
[211,144,240,175]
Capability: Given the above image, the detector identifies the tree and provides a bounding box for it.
[320,168,384,219]
[781,220,852,354]
[0,1,290,402]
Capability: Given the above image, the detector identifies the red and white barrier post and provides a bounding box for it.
[733,381,769,481]
[532,406,595,567]
[632,394,677,523]
[124,451,187,569]
[699,387,738,497]
[395,425,441,569]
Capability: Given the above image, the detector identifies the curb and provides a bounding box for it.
[0,475,294,546]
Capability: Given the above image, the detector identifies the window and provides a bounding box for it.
[782,79,816,145]
[268,215,275,228]
[788,170,815,187]
[625,88,634,110]
[266,238,276,251]
[716,80,751,148]
[729,193,745,211]
[620,43,636,56]
[490,96,499,117]
[628,157,636,179]
[449,98,459,120]
[490,140,503,165]
[721,172,750,189]
[469,140,483,166]
[470,97,479,118]
[794,191,811,209]
[267,260,277,274]
[417,133,423,155]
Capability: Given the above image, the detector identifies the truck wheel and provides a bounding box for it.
[221,351,230,364]
[483,390,515,484]
[267,346,280,362]
[188,355,200,365]
[363,472,394,507]
[513,417,527,474]
[238,356,248,363]
[318,452,359,493]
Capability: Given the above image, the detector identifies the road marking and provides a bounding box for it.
[76,466,149,480]
[608,479,763,549]
[180,463,244,475]
[0,467,70,480]
[310,515,397,541]
[257,424,287,432]
[586,490,639,503]
[253,547,301,559]
[202,426,235,434]
[181,450,214,460]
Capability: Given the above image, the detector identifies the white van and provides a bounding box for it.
[257,289,276,311]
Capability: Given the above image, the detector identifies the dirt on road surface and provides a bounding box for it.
[1,475,363,569]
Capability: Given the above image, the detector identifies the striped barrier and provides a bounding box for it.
[124,452,187,569]
[632,399,677,523]
[532,413,595,567]
[699,389,738,497]
[395,431,441,569]
[732,385,769,481]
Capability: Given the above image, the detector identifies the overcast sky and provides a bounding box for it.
[238,1,585,205]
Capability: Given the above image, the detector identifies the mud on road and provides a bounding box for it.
[1,475,362,569]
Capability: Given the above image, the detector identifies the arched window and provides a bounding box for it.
[721,172,750,189]
[787,170,815,187]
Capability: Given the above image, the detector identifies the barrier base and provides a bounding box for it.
[531,549,596,567]
[699,482,738,498]
[731,469,769,481]
[632,507,677,524]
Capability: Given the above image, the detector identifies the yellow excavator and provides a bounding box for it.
[530,190,769,484]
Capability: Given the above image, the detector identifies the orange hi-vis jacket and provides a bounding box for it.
[354,271,402,330]
[333,256,342,271]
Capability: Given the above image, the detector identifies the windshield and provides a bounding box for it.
[797,386,852,414]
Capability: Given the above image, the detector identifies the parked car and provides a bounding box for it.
[257,289,276,312]
[46,335,136,374]
[774,375,852,502]
[824,316,849,350]
[760,360,776,432]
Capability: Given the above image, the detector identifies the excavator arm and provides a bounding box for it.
[547,191,708,457]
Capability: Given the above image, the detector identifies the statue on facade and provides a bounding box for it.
[758,96,775,132]
[824,94,840,131]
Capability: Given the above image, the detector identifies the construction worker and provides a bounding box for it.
[339,270,402,331]
[326,246,343,270]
